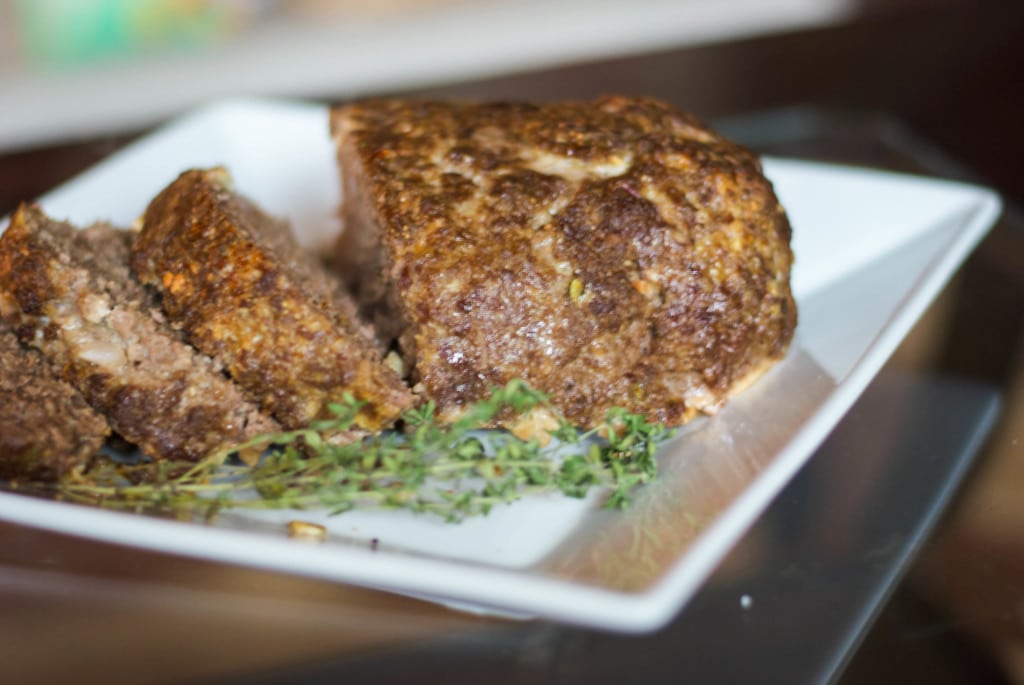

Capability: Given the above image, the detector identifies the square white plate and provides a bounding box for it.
[0,99,1002,633]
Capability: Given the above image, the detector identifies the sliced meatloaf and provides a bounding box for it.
[132,168,412,434]
[0,325,110,481]
[0,204,278,462]
[331,96,797,428]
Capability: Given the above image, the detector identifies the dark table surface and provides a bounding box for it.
[2,2,1023,683]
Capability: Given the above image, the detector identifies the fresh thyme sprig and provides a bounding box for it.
[59,380,672,522]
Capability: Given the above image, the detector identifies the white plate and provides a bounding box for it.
[0,99,1002,633]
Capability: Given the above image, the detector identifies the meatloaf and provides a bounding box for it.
[0,324,110,481]
[132,168,412,434]
[331,96,797,427]
[0,204,278,462]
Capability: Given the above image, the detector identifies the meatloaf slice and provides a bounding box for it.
[132,168,412,434]
[0,204,278,462]
[0,325,110,481]
[331,97,797,428]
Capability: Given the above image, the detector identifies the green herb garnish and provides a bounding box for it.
[59,380,671,522]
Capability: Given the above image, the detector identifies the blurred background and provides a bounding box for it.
[1,0,861,150]
[1,1,1023,683]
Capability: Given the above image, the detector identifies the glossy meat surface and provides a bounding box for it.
[333,97,797,427]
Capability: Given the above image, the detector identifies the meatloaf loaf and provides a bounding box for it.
[132,168,412,434]
[0,324,110,481]
[331,96,797,427]
[0,204,278,462]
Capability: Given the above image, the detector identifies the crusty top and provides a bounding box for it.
[332,96,797,427]
[132,169,412,432]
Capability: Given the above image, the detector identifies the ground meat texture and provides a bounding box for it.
[332,97,797,427]
[0,326,110,481]
[132,168,412,434]
[0,204,278,461]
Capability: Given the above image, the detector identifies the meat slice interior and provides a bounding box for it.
[0,204,278,462]
[0,324,110,481]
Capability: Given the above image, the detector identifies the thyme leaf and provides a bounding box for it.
[59,379,672,522]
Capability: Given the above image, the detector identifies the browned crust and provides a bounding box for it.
[0,204,278,462]
[0,326,110,481]
[132,169,412,432]
[332,97,797,427]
